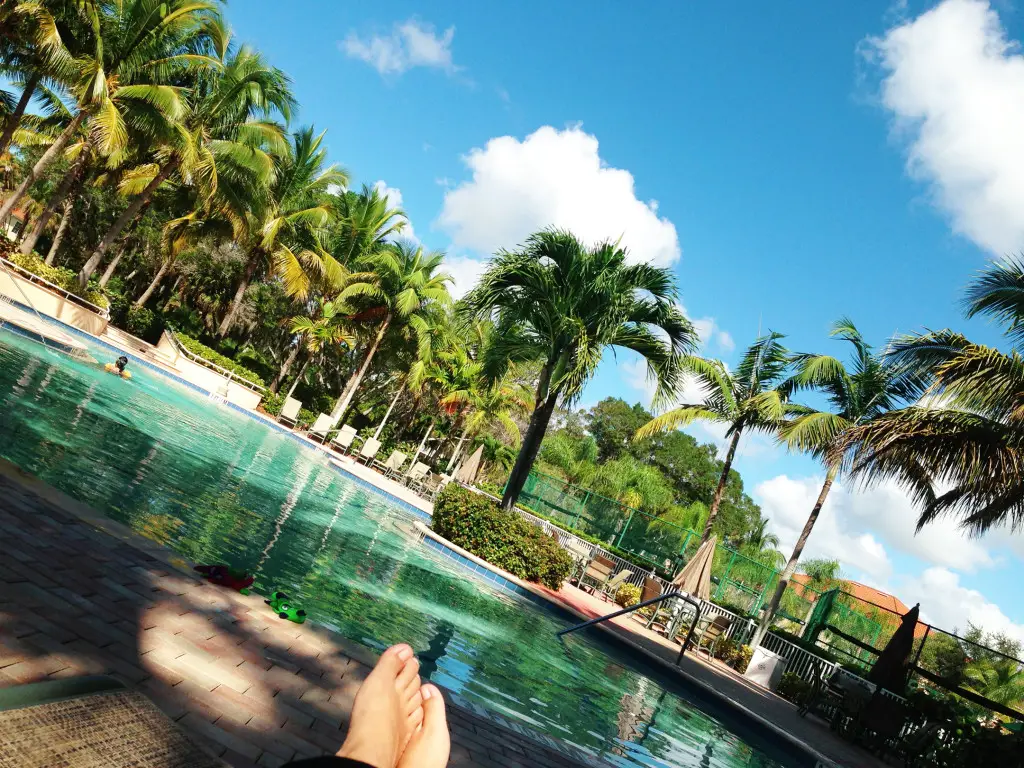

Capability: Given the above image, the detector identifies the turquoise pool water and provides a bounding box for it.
[0,328,797,768]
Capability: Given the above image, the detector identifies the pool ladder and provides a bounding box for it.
[556,591,703,665]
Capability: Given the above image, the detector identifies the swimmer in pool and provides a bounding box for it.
[104,355,132,379]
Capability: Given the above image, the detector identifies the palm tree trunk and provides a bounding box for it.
[285,356,311,399]
[218,256,259,337]
[270,345,301,393]
[20,151,88,256]
[750,465,838,650]
[134,256,173,307]
[98,247,130,288]
[446,423,471,472]
[501,389,559,511]
[0,110,86,224]
[373,383,405,440]
[78,159,178,289]
[329,315,391,423]
[0,72,41,159]
[700,428,743,543]
[407,420,435,474]
[43,197,73,265]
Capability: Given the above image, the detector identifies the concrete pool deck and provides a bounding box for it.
[0,462,614,768]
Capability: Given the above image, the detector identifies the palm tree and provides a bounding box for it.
[964,659,1024,710]
[837,258,1024,536]
[636,332,794,542]
[538,431,599,486]
[217,126,346,335]
[282,298,354,398]
[751,319,916,647]
[331,183,406,267]
[328,241,451,423]
[0,0,225,229]
[79,43,295,289]
[744,516,781,552]
[462,228,696,511]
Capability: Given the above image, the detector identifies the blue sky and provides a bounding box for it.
[231,1,1024,636]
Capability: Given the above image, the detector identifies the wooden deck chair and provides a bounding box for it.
[330,424,358,455]
[356,437,381,465]
[278,396,301,427]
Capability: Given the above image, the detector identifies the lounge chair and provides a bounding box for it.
[307,413,333,443]
[404,461,429,486]
[412,471,439,497]
[356,437,381,465]
[633,576,664,626]
[564,538,595,581]
[373,450,407,478]
[692,614,733,659]
[798,660,844,721]
[330,424,358,455]
[598,569,632,601]
[278,396,301,427]
[580,555,615,594]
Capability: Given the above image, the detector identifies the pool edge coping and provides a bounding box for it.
[413,522,842,768]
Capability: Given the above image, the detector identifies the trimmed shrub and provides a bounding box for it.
[174,332,266,386]
[615,583,641,608]
[260,391,284,416]
[775,672,811,703]
[731,644,754,673]
[125,305,156,337]
[432,485,574,589]
[7,252,110,309]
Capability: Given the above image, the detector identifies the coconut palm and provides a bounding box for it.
[79,43,294,289]
[328,241,451,423]
[751,318,918,647]
[0,0,226,228]
[636,332,794,542]
[331,183,407,267]
[837,258,1024,536]
[282,298,354,399]
[463,229,695,511]
[216,125,345,335]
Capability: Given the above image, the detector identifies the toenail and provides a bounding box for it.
[422,685,434,699]
[396,645,413,661]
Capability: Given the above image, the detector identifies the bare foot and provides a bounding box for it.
[337,644,423,768]
[398,683,450,768]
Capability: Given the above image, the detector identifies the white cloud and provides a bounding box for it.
[445,254,488,300]
[438,126,681,268]
[342,20,457,76]
[868,0,1024,254]
[755,474,995,582]
[898,567,1024,643]
[679,302,735,354]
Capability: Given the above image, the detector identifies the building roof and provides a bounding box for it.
[791,573,910,615]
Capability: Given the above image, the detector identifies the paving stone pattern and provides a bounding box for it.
[0,470,603,768]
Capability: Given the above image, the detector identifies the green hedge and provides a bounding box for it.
[432,485,574,590]
[174,332,266,386]
[7,252,109,309]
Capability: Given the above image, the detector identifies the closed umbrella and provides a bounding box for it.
[868,603,920,694]
[454,445,484,484]
[671,535,716,602]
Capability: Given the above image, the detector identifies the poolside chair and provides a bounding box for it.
[692,614,733,659]
[404,461,429,487]
[330,424,358,455]
[580,555,615,594]
[307,413,333,443]
[632,576,664,626]
[278,396,302,427]
[798,660,844,721]
[598,569,632,601]
[356,437,381,465]
[373,450,407,478]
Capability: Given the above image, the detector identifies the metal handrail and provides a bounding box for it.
[0,255,111,318]
[164,327,266,393]
[557,591,703,664]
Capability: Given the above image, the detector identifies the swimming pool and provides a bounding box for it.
[0,328,804,768]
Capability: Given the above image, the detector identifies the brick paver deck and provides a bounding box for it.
[0,464,606,768]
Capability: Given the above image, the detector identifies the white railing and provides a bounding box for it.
[0,255,110,318]
[164,328,266,394]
